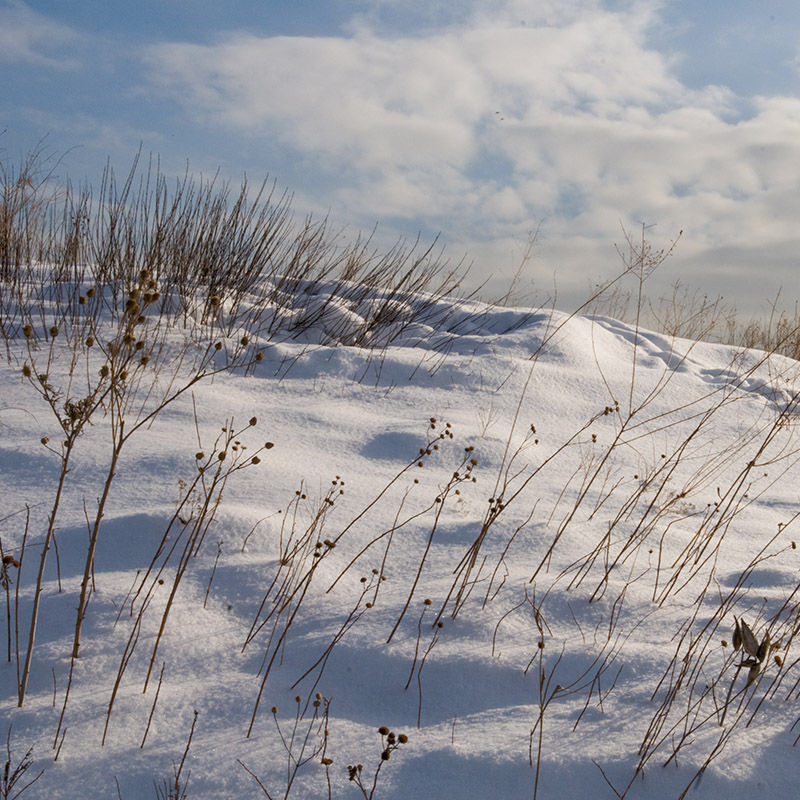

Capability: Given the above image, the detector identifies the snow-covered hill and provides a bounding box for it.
[3,278,800,800]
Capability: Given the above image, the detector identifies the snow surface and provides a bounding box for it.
[3,280,800,800]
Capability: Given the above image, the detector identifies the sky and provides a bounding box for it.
[3,0,800,314]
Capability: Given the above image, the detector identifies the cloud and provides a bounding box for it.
[142,1,800,307]
[0,0,81,68]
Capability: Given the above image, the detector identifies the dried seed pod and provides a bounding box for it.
[732,617,742,651]
[739,618,759,658]
[746,661,762,687]
[757,631,770,663]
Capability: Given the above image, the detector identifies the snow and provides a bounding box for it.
[2,277,800,799]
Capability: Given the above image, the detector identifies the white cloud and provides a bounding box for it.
[144,0,800,310]
[0,0,81,68]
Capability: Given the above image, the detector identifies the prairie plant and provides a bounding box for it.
[0,728,43,800]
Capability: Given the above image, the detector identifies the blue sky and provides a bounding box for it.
[3,0,800,314]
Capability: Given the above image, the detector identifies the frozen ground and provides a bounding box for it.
[2,278,800,799]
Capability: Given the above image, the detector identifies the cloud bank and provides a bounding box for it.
[141,1,800,306]
[4,0,799,311]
